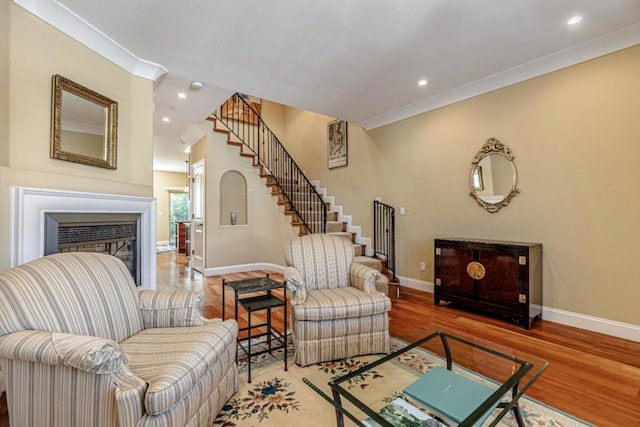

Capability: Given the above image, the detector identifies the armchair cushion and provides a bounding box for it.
[120,319,237,415]
[293,287,391,321]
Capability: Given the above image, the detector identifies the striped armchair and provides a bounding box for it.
[0,252,238,427]
[284,234,391,366]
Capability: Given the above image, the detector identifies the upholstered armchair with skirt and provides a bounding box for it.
[0,252,238,427]
[284,234,392,366]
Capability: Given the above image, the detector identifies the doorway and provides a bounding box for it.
[169,191,189,246]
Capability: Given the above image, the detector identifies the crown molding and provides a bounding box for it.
[361,22,640,130]
[12,0,167,81]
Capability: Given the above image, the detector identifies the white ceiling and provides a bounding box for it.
[16,1,640,171]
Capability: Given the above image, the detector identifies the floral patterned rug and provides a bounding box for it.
[213,338,592,426]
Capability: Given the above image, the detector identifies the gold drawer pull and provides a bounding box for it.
[466,261,486,280]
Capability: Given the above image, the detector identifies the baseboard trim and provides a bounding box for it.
[204,263,284,277]
[541,306,640,343]
[395,275,640,343]
[397,275,434,293]
[156,240,170,246]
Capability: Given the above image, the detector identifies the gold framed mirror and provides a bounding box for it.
[50,74,118,169]
[469,137,519,213]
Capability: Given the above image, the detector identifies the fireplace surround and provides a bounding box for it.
[10,187,156,289]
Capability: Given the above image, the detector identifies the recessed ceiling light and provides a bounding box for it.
[567,15,582,26]
[418,79,428,87]
[190,81,204,89]
[162,117,171,122]
[177,92,187,99]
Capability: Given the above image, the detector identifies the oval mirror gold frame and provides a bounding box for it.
[469,137,520,213]
[50,74,118,169]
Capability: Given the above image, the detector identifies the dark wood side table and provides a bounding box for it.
[222,274,287,382]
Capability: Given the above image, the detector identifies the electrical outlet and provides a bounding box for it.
[420,261,426,271]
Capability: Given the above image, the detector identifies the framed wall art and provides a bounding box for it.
[328,119,348,169]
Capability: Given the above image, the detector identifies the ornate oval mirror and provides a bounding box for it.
[50,74,118,169]
[469,137,519,213]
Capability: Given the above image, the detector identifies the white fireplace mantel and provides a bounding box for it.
[10,187,157,290]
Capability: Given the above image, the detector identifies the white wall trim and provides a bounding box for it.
[204,262,285,277]
[541,306,640,343]
[395,276,640,343]
[361,22,640,130]
[156,240,170,246]
[12,0,167,81]
[398,275,434,293]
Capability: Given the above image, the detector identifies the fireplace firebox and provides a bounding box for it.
[44,213,141,286]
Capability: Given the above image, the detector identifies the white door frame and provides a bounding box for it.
[191,159,205,274]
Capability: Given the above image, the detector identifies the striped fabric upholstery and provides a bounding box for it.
[291,312,389,367]
[138,290,205,328]
[284,235,391,366]
[293,287,391,321]
[121,320,237,415]
[0,252,239,427]
[0,252,144,342]
[284,234,353,290]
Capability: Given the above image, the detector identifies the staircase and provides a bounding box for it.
[209,93,398,296]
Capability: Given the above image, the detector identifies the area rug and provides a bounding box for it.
[214,338,592,427]
[156,245,176,254]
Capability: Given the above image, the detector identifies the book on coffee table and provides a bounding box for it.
[362,397,447,427]
[403,366,497,426]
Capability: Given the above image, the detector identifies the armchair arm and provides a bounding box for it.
[284,266,307,305]
[0,330,128,375]
[349,263,381,294]
[138,289,205,328]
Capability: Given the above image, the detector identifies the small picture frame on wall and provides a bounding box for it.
[328,119,348,169]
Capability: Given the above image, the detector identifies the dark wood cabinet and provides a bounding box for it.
[434,238,542,329]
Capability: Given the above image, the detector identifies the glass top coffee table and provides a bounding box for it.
[304,323,548,427]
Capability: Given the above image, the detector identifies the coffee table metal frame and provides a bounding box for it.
[222,274,287,383]
[306,327,548,427]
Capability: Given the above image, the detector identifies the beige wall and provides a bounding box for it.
[153,171,188,242]
[0,4,154,270]
[196,123,296,268]
[278,45,640,326]
[0,1,8,168]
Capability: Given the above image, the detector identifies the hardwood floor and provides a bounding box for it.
[1,252,639,426]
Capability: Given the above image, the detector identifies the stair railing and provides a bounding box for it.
[373,200,396,281]
[213,93,326,234]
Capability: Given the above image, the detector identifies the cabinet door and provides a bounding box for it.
[438,245,474,297]
[476,247,520,308]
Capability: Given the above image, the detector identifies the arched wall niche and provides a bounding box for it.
[220,170,247,225]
